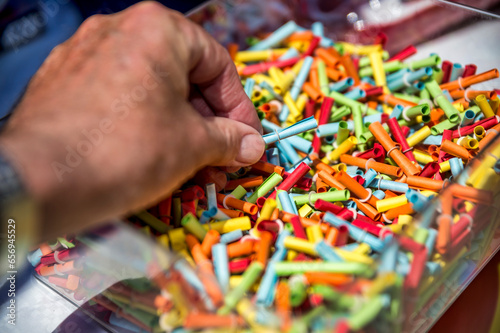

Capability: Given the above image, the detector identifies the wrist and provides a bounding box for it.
[0,143,39,274]
[0,129,86,240]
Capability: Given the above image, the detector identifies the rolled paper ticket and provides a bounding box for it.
[219,230,244,244]
[352,198,382,221]
[216,193,258,215]
[439,68,499,91]
[368,122,420,176]
[436,214,452,254]
[425,80,460,123]
[280,56,314,121]
[202,230,221,257]
[247,172,283,203]
[283,92,302,120]
[363,168,378,188]
[344,88,367,101]
[329,90,378,115]
[212,244,230,294]
[316,121,355,137]
[273,261,373,277]
[324,136,358,163]
[182,213,207,241]
[388,67,433,91]
[369,50,388,87]
[283,236,317,256]
[316,47,341,67]
[287,136,314,155]
[268,162,311,199]
[235,48,288,63]
[419,162,440,178]
[318,170,346,190]
[206,217,252,234]
[383,203,414,221]
[475,94,495,118]
[329,77,354,92]
[250,160,284,176]
[340,154,403,178]
[451,116,499,139]
[249,21,299,51]
[317,59,329,95]
[440,139,471,161]
[407,126,432,147]
[387,118,416,162]
[263,116,318,144]
[448,184,493,205]
[347,295,388,331]
[323,213,385,252]
[292,190,350,206]
[431,119,459,136]
[369,178,409,193]
[241,57,299,76]
[219,262,264,314]
[406,176,445,191]
[341,53,361,85]
[335,171,378,207]
[376,195,408,212]
[225,176,263,191]
[255,231,273,267]
[278,190,296,214]
[359,59,403,77]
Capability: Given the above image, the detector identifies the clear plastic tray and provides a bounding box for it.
[30,1,500,332]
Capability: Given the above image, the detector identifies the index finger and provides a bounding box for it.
[182,16,262,133]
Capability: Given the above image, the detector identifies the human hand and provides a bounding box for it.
[0,1,265,240]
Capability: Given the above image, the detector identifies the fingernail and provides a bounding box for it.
[236,134,265,164]
[212,171,228,191]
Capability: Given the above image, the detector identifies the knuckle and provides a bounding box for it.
[79,14,105,32]
[127,1,167,21]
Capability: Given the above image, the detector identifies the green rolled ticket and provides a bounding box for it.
[334,43,344,55]
[330,105,352,122]
[300,305,327,326]
[425,80,460,123]
[230,185,247,200]
[420,87,432,101]
[393,93,421,104]
[311,285,341,302]
[352,104,364,141]
[413,227,429,245]
[293,190,350,206]
[433,66,444,84]
[289,274,308,307]
[273,261,374,278]
[404,54,440,71]
[317,59,329,96]
[247,172,283,203]
[358,50,390,68]
[136,210,169,234]
[359,60,403,77]
[330,91,379,116]
[181,212,207,241]
[108,295,160,328]
[389,275,404,324]
[337,121,350,146]
[220,261,263,314]
[430,118,458,135]
[347,295,388,330]
[403,104,431,120]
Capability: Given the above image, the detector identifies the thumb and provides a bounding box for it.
[200,116,265,167]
